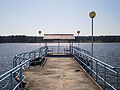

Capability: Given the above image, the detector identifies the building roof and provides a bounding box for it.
[43,34,75,40]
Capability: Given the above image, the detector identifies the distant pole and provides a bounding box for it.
[89,11,96,56]
[58,40,60,53]
[77,30,80,47]
[38,31,41,47]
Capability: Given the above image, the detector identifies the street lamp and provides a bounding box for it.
[38,30,42,47]
[38,31,41,36]
[89,11,96,56]
[77,30,80,47]
[77,30,80,36]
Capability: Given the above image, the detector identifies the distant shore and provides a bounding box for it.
[0,35,120,43]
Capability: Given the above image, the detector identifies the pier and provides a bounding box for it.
[25,56,101,90]
[0,34,120,90]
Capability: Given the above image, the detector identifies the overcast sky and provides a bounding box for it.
[0,0,120,36]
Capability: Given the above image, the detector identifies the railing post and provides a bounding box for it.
[10,72,13,90]
[34,52,37,66]
[39,48,42,57]
[39,48,41,57]
[34,51,36,59]
[104,65,106,90]
[71,46,73,54]
[69,45,71,53]
[46,48,47,56]
[90,58,93,76]
[96,60,98,82]
[71,45,73,54]
[72,42,74,54]
[23,54,25,62]
[20,66,23,90]
[116,71,119,90]
[29,53,31,67]
[19,56,21,64]
[52,47,53,54]
[114,68,119,90]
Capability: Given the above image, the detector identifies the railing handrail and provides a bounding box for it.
[0,46,47,90]
[72,47,115,69]
[71,46,119,90]
[0,59,29,80]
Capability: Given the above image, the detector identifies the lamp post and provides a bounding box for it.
[89,11,96,56]
[89,11,96,76]
[77,30,80,47]
[38,30,41,47]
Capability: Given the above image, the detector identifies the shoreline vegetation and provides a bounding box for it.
[0,35,120,43]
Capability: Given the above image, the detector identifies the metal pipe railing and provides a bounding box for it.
[0,46,47,90]
[71,46,120,90]
[47,46,70,54]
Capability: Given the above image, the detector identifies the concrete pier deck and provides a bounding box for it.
[24,57,101,90]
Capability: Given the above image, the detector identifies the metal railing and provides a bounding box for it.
[13,46,47,68]
[71,46,92,56]
[0,46,47,90]
[47,46,70,54]
[71,46,120,90]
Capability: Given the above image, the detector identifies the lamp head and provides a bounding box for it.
[38,31,41,34]
[89,11,96,18]
[77,30,80,35]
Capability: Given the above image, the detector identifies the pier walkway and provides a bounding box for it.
[24,55,101,90]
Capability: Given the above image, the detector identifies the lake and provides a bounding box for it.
[0,43,120,75]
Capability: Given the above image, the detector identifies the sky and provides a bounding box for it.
[0,0,120,36]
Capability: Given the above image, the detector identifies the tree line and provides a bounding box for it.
[76,36,120,42]
[0,35,120,43]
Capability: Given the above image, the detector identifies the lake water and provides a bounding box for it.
[0,43,120,75]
